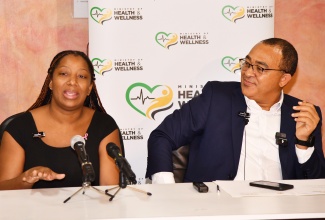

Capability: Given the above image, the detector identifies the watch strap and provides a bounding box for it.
[295,135,315,147]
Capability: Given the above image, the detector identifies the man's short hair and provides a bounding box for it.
[261,38,298,76]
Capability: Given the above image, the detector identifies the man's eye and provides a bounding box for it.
[256,66,264,73]
[244,61,250,67]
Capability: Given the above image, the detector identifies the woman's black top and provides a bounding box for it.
[6,111,118,188]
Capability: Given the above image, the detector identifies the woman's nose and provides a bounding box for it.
[67,75,78,85]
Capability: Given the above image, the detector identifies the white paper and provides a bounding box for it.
[213,179,325,197]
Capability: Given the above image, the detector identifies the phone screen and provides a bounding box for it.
[253,181,281,187]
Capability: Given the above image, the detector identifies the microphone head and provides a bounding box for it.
[70,135,85,150]
[106,142,121,158]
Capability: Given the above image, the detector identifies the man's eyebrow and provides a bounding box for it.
[245,55,268,67]
[255,60,268,67]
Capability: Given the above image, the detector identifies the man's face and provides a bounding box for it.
[240,43,291,109]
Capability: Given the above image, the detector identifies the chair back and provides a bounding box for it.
[172,145,189,183]
[0,112,24,144]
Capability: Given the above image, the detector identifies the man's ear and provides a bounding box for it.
[279,73,292,88]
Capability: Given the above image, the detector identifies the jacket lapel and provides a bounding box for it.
[279,96,296,178]
[231,88,247,170]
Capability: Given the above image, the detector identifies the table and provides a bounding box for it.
[0,181,324,220]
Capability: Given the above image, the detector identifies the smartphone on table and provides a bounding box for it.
[249,180,294,191]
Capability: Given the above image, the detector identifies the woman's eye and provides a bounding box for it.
[59,72,67,76]
[78,75,87,79]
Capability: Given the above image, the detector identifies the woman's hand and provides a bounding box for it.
[22,166,65,184]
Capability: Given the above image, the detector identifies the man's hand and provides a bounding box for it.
[292,101,319,148]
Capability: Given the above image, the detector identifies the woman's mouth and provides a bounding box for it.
[64,90,79,99]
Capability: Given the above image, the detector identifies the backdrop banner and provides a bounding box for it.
[89,0,274,184]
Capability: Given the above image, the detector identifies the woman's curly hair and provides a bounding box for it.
[27,50,106,112]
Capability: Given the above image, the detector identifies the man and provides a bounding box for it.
[146,38,325,184]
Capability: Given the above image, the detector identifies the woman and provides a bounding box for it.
[0,50,123,189]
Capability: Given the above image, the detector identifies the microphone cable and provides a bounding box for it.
[243,127,247,180]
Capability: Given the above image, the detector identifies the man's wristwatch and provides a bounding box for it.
[295,135,315,147]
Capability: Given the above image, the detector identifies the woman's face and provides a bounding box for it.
[49,54,93,111]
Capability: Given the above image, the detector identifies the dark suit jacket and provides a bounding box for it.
[146,81,325,182]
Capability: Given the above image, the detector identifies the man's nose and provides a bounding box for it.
[243,65,255,77]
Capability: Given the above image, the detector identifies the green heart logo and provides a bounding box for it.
[126,83,161,117]
[221,56,240,73]
[222,6,245,23]
[90,7,112,24]
[92,58,112,75]
[155,32,178,49]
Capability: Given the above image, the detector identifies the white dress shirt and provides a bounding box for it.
[235,92,314,180]
[152,92,314,183]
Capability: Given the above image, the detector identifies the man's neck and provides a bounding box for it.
[245,91,284,111]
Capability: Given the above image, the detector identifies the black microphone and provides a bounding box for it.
[275,132,288,147]
[106,143,137,184]
[238,111,250,125]
[71,135,95,182]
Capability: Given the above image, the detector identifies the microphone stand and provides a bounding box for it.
[63,175,112,203]
[105,171,152,202]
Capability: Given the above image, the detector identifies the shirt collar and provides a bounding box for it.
[244,91,284,113]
